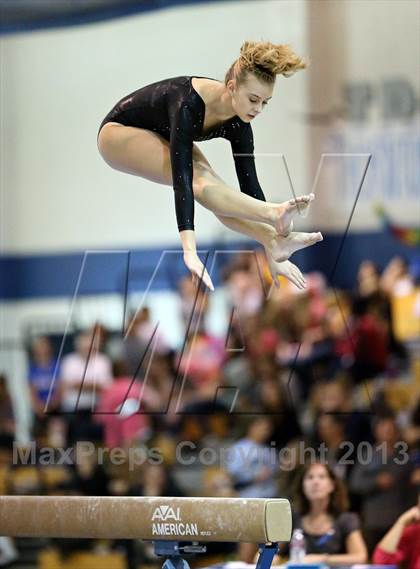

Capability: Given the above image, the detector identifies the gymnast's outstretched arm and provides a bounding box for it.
[230,123,266,203]
[168,101,214,290]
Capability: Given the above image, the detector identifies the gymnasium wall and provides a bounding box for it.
[0,0,309,255]
[307,0,419,232]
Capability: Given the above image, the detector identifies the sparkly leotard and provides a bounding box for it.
[98,75,266,232]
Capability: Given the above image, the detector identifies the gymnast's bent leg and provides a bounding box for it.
[97,123,320,262]
[97,123,279,245]
[190,146,321,265]
[98,123,316,236]
[184,158,319,239]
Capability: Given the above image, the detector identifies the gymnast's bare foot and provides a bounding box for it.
[268,230,323,262]
[270,193,315,236]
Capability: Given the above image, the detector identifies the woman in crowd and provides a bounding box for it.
[292,462,368,565]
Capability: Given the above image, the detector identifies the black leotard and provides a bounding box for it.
[98,75,266,232]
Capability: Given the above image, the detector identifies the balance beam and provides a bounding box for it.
[0,496,291,543]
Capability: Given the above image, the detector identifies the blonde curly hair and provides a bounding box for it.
[225,40,307,86]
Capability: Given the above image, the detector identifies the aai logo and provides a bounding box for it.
[152,505,181,522]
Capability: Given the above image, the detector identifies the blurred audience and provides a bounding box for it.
[7,250,419,565]
[349,412,416,553]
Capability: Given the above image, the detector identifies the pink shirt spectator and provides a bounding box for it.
[178,333,225,386]
[95,378,158,447]
[59,351,113,411]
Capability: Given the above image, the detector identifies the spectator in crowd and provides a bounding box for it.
[312,414,349,480]
[348,296,390,382]
[292,462,368,564]
[277,438,308,502]
[354,259,407,364]
[61,445,110,497]
[178,275,210,334]
[58,329,113,444]
[354,260,391,324]
[381,256,415,297]
[95,360,161,448]
[372,494,420,569]
[224,254,265,319]
[175,399,233,458]
[28,336,60,433]
[101,322,157,373]
[349,412,415,553]
[0,374,14,449]
[202,467,236,497]
[404,397,420,449]
[107,312,150,379]
[254,371,302,449]
[200,404,235,452]
[177,330,225,393]
[130,462,183,497]
[308,378,373,447]
[356,260,381,298]
[223,321,253,391]
[226,416,277,498]
[142,353,182,433]
[245,317,280,362]
[134,306,170,356]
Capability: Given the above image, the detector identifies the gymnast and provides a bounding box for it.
[97,40,323,291]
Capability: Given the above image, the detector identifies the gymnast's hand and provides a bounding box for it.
[183,250,215,291]
[266,252,306,290]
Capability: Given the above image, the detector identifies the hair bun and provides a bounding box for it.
[239,40,307,78]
